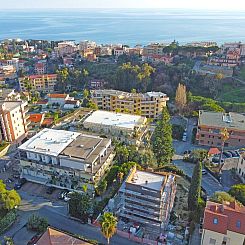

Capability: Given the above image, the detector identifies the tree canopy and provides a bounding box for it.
[152,107,174,166]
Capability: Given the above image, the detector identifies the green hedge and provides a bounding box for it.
[0,210,17,234]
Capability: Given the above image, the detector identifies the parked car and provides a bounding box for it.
[202,169,207,175]
[14,178,27,190]
[223,151,233,158]
[64,192,74,202]
[182,135,187,142]
[58,190,69,200]
[46,186,56,194]
[227,150,239,158]
[27,235,40,245]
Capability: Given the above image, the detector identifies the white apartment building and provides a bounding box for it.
[18,129,114,193]
[83,110,148,146]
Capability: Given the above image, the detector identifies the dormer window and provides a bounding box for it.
[213,218,218,224]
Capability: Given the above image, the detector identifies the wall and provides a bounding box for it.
[60,157,86,171]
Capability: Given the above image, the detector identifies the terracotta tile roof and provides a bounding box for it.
[203,201,245,235]
[208,148,221,155]
[65,100,79,105]
[35,63,45,68]
[42,118,54,126]
[29,114,44,123]
[48,93,67,99]
[36,227,92,245]
[36,99,48,105]
[27,74,57,79]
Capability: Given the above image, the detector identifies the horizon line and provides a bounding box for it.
[1,7,245,11]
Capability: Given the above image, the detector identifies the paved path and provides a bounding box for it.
[189,225,201,245]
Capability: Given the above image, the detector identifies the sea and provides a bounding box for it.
[1,9,245,45]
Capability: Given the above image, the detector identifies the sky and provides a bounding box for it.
[2,0,245,10]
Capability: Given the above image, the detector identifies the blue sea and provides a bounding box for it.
[0,9,245,45]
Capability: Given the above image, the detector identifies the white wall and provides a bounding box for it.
[60,157,87,171]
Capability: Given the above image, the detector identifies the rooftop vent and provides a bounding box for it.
[145,180,148,185]
[223,113,232,123]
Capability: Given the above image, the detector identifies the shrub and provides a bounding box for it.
[0,210,17,234]
[27,214,48,233]
[157,165,184,176]
[229,184,245,205]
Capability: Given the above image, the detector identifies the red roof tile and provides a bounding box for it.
[48,93,67,99]
[29,114,44,123]
[203,201,245,235]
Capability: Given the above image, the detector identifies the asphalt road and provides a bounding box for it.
[172,118,224,196]
[0,191,138,245]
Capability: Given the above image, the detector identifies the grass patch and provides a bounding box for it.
[217,83,245,103]
[238,66,245,80]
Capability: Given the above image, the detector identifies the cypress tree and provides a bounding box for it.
[152,107,174,166]
[188,162,202,211]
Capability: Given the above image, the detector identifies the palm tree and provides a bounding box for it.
[219,127,230,167]
[99,212,117,244]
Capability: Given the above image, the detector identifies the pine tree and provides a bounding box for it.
[188,162,202,211]
[175,83,187,112]
[152,107,174,166]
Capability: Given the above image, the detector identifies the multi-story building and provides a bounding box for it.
[18,129,114,193]
[119,167,176,235]
[83,110,148,146]
[19,74,58,93]
[0,89,21,101]
[35,62,47,75]
[54,41,78,57]
[197,111,245,147]
[143,43,167,56]
[91,90,169,119]
[0,100,29,143]
[236,152,245,183]
[201,201,245,245]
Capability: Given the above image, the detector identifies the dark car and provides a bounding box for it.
[27,235,40,245]
[14,178,27,190]
[227,151,238,158]
[223,151,232,158]
[46,186,56,194]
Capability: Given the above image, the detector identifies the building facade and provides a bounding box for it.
[236,153,245,183]
[119,167,176,235]
[197,111,245,147]
[91,90,169,119]
[0,100,29,143]
[18,129,114,193]
[201,201,245,245]
[19,74,58,93]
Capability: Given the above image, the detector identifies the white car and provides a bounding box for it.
[182,135,187,142]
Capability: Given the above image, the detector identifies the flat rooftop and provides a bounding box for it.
[18,129,80,157]
[84,110,145,130]
[199,111,245,131]
[128,170,165,191]
[61,134,110,163]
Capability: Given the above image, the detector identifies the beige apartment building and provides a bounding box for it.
[0,100,29,143]
[197,111,245,147]
[18,129,114,193]
[201,201,245,245]
[119,167,176,236]
[91,90,169,119]
[19,74,58,93]
[143,43,167,56]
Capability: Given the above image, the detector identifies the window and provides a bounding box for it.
[201,134,204,137]
[209,238,216,245]
[236,220,241,228]
[213,218,218,224]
